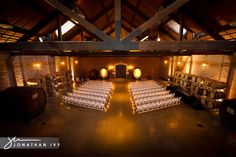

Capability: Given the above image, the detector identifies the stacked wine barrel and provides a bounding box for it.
[55,70,73,96]
[0,87,47,120]
[170,71,226,110]
[45,74,56,96]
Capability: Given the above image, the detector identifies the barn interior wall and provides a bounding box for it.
[0,54,11,91]
[72,57,164,80]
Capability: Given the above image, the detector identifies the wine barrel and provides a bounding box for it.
[219,99,236,129]
[88,69,98,80]
[0,87,47,120]
[209,91,225,99]
[181,73,185,78]
[198,88,204,95]
[200,97,207,105]
[191,76,196,82]
[203,89,208,96]
[196,77,202,83]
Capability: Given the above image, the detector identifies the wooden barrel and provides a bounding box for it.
[209,91,225,99]
[200,97,207,105]
[194,86,199,94]
[181,73,185,78]
[88,69,98,80]
[191,76,196,82]
[198,88,204,95]
[196,77,202,83]
[203,89,208,96]
[0,87,47,120]
[219,99,236,129]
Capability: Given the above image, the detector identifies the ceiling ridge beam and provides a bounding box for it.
[45,0,113,41]
[122,0,189,42]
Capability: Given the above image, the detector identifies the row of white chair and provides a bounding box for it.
[130,80,181,114]
[62,80,113,111]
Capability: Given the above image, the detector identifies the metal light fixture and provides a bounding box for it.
[133,68,142,79]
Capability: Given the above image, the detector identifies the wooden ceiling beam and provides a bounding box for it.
[122,0,189,42]
[65,1,114,41]
[182,8,225,40]
[1,40,236,52]
[9,51,232,57]
[123,0,149,21]
[45,0,113,41]
[18,10,59,41]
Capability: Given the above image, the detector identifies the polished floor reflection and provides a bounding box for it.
[0,79,235,157]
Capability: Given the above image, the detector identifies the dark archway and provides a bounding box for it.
[116,64,126,78]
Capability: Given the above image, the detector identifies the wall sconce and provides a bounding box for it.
[108,65,114,70]
[202,63,207,68]
[164,60,168,64]
[177,61,181,65]
[128,65,134,70]
[33,62,41,70]
[60,61,65,65]
[74,60,78,64]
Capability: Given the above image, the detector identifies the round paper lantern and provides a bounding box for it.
[133,68,142,79]
[100,68,108,79]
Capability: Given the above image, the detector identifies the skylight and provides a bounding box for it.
[55,21,75,36]
[166,20,187,36]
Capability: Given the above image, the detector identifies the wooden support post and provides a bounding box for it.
[114,0,121,41]
[226,52,236,99]
[179,14,184,41]
[189,55,192,74]
[57,16,63,41]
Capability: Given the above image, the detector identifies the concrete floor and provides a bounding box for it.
[0,79,236,157]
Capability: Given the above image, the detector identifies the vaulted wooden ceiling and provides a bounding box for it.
[0,0,236,43]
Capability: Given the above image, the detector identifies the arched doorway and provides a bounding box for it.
[116,64,126,78]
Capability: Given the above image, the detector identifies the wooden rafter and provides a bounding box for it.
[122,0,189,42]
[18,10,59,41]
[182,8,225,40]
[45,0,113,41]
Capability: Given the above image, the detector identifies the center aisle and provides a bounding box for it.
[107,79,133,115]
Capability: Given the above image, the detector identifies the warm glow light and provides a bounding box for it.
[33,63,41,69]
[55,21,75,36]
[75,60,78,64]
[164,60,168,64]
[177,61,181,65]
[61,61,65,65]
[128,65,134,70]
[100,68,108,79]
[157,37,161,41]
[133,68,142,79]
[27,81,38,86]
[202,63,207,67]
[108,65,114,70]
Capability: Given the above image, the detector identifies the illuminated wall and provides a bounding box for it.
[72,57,162,79]
[171,55,230,82]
